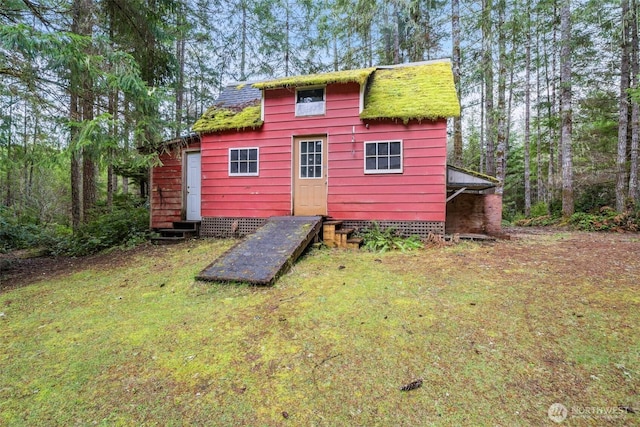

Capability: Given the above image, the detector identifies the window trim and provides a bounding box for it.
[359,83,366,114]
[363,140,403,174]
[298,138,324,180]
[295,86,326,117]
[228,147,260,177]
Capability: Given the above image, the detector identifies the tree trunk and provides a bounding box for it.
[535,11,544,203]
[482,0,495,176]
[543,37,555,206]
[480,81,485,173]
[553,1,562,181]
[22,104,29,204]
[175,2,186,138]
[82,147,96,220]
[560,1,573,216]
[407,1,423,62]
[70,77,82,230]
[27,112,37,201]
[69,0,93,229]
[284,0,290,75]
[495,0,507,195]
[107,87,117,209]
[240,0,247,80]
[536,77,543,204]
[80,0,96,221]
[71,152,82,230]
[451,0,463,167]
[524,0,532,215]
[332,33,338,71]
[123,97,130,195]
[617,0,632,211]
[393,2,401,64]
[5,93,13,207]
[628,0,639,203]
[382,4,391,66]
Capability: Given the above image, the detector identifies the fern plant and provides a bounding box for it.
[360,222,423,252]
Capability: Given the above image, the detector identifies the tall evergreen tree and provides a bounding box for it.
[630,0,640,202]
[451,0,463,167]
[616,0,632,211]
[560,0,573,216]
[524,0,533,215]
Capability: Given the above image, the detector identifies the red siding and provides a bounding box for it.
[201,133,292,218]
[200,81,447,222]
[150,142,200,229]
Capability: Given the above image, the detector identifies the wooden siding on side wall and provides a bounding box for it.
[150,142,200,229]
[200,82,447,222]
[200,127,293,218]
[327,119,447,222]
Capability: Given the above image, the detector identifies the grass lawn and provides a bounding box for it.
[1,230,638,426]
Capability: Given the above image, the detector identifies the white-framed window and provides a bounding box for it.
[229,147,259,176]
[295,87,326,116]
[299,139,324,179]
[364,140,403,174]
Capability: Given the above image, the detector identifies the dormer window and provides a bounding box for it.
[295,87,325,116]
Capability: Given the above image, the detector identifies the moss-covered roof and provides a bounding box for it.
[361,61,460,122]
[253,67,376,89]
[192,60,459,134]
[192,104,263,133]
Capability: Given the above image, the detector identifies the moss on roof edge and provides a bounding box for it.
[192,105,263,134]
[253,67,376,89]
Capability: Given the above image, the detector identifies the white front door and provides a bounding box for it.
[186,151,201,221]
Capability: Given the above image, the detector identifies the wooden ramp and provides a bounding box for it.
[197,216,322,285]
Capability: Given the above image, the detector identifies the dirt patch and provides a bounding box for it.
[0,243,167,293]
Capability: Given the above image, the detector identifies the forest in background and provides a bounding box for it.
[1,0,639,254]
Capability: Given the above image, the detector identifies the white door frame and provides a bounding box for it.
[184,150,202,221]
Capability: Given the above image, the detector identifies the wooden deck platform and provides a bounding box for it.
[196,216,322,285]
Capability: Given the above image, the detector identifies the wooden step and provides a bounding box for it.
[173,220,201,231]
[322,221,343,247]
[346,237,364,249]
[158,228,196,238]
[335,228,354,234]
[335,228,355,248]
[321,220,363,250]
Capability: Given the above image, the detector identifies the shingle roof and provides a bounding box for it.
[213,84,261,109]
[192,84,263,133]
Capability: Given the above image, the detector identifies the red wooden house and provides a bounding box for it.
[150,59,499,238]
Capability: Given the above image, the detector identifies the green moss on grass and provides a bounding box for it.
[1,235,639,426]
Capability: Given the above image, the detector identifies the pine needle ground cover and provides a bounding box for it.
[1,231,638,425]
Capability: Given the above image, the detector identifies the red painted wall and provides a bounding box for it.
[200,82,447,222]
[150,142,200,229]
